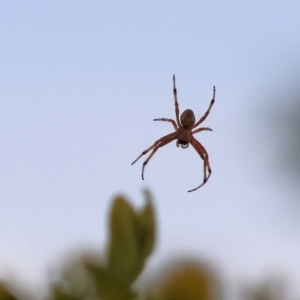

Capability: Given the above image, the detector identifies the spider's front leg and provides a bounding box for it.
[131,132,177,165]
[131,132,177,179]
[141,134,177,180]
[188,139,212,192]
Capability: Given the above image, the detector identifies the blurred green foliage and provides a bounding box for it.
[0,191,289,300]
[48,190,155,300]
[0,283,17,300]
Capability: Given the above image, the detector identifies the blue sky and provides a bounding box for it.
[1,1,300,298]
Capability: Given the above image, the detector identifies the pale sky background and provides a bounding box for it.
[1,1,300,299]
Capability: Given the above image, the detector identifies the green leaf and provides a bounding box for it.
[85,191,156,300]
[107,190,156,286]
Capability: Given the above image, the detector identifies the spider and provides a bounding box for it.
[131,75,215,192]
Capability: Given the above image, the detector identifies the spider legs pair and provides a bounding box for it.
[131,132,177,180]
[189,139,212,192]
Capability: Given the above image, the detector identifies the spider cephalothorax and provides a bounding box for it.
[131,75,215,192]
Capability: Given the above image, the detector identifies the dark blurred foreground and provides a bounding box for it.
[0,192,292,300]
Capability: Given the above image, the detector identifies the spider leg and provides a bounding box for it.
[188,139,212,192]
[141,134,177,180]
[153,118,178,130]
[173,75,181,127]
[192,86,216,129]
[131,132,177,165]
[192,127,213,134]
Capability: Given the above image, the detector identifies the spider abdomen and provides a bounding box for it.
[180,109,195,128]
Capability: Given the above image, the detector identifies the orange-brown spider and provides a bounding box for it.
[132,75,215,192]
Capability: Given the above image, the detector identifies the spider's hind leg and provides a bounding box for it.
[192,86,216,129]
[173,74,181,127]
